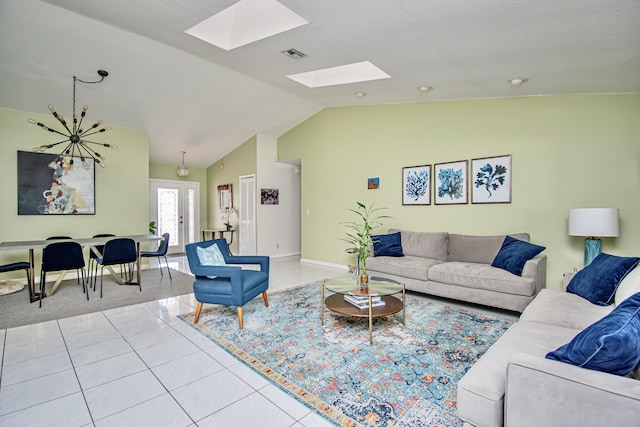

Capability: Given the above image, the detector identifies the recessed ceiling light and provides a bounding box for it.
[286,61,391,88]
[355,92,367,97]
[185,0,308,51]
[509,78,529,86]
[418,85,433,92]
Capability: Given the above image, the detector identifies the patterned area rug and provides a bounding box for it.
[179,282,513,426]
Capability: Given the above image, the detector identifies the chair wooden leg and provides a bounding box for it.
[194,302,203,324]
[262,291,269,307]
[237,306,243,329]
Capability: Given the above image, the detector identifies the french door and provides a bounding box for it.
[149,179,200,255]
[239,174,256,255]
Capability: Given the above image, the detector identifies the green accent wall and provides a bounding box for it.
[0,107,150,273]
[278,95,640,289]
[206,135,258,253]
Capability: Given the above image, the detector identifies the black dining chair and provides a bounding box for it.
[140,233,172,280]
[88,233,116,288]
[40,241,87,307]
[0,262,31,295]
[95,238,139,298]
[46,236,81,284]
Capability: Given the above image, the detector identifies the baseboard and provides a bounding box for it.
[300,258,346,270]
[270,252,301,259]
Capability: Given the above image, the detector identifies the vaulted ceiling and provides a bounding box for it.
[1,0,639,168]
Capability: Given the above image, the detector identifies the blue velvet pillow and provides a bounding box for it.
[491,236,545,276]
[545,292,640,376]
[567,253,640,306]
[372,232,404,257]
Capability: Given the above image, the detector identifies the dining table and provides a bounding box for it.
[0,234,163,303]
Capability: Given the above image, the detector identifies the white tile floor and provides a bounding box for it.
[0,256,517,426]
[0,256,345,427]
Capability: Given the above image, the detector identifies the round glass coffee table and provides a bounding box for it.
[321,275,406,344]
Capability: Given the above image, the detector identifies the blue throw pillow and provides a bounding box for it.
[491,236,545,276]
[372,232,404,257]
[196,243,226,266]
[545,292,640,376]
[567,253,640,306]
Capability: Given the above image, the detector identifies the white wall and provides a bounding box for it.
[256,134,301,257]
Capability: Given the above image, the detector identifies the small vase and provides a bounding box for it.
[360,274,369,290]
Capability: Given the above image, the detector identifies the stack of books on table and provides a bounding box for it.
[344,291,385,309]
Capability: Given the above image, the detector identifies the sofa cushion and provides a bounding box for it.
[428,262,536,296]
[615,265,640,305]
[448,233,530,264]
[366,255,442,282]
[546,292,640,376]
[520,289,614,330]
[388,229,448,261]
[457,321,578,427]
[372,232,404,257]
[567,253,640,306]
[491,236,546,276]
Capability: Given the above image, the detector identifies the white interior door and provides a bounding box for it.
[149,179,200,254]
[239,174,256,255]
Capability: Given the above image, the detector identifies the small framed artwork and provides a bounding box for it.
[367,177,380,189]
[261,188,279,204]
[402,165,431,205]
[471,155,512,204]
[434,160,468,205]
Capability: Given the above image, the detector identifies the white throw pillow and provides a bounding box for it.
[614,265,640,305]
[196,243,226,266]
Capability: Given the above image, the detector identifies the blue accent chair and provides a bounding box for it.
[40,241,87,308]
[140,233,172,280]
[185,239,269,329]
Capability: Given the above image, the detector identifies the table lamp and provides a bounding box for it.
[568,208,619,266]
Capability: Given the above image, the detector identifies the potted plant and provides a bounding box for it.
[341,202,390,285]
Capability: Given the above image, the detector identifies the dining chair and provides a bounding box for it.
[0,261,30,297]
[40,241,87,308]
[46,236,80,284]
[88,233,116,288]
[140,233,172,280]
[95,238,138,298]
[185,239,269,329]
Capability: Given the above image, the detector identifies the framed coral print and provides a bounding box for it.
[434,160,468,205]
[402,165,431,205]
[471,155,512,203]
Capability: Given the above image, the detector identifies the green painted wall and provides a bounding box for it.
[278,95,640,289]
[206,135,257,253]
[149,162,208,230]
[0,107,150,274]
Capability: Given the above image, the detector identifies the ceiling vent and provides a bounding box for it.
[282,48,306,59]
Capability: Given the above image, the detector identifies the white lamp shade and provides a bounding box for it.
[569,208,619,237]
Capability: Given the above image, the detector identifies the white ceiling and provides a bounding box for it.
[1,0,639,168]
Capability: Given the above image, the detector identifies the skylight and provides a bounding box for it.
[184,0,308,51]
[286,61,391,88]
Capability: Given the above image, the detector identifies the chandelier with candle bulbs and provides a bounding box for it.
[29,70,116,169]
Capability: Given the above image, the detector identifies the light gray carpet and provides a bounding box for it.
[0,268,194,329]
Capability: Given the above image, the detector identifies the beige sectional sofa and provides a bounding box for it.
[365,229,547,312]
[457,282,640,427]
